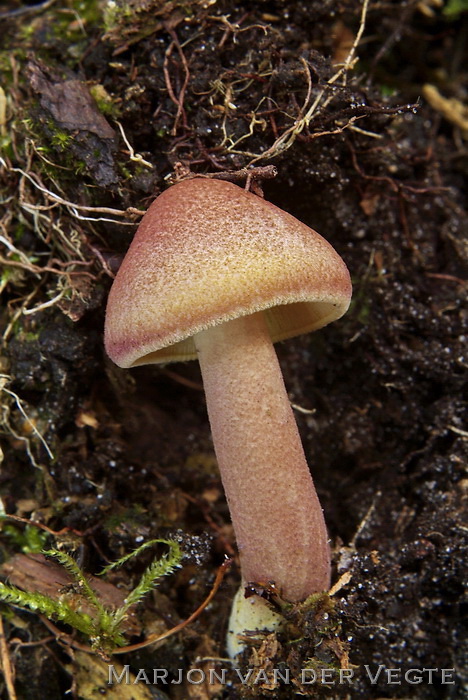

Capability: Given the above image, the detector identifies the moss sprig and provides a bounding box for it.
[0,538,183,655]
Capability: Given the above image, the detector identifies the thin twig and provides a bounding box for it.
[22,288,67,316]
[170,163,278,187]
[0,614,17,700]
[116,122,154,169]
[0,0,56,20]
[10,635,56,650]
[330,0,370,85]
[1,376,54,460]
[0,513,94,538]
[163,28,190,135]
[350,493,381,549]
[425,272,467,288]
[0,158,144,222]
[113,558,232,654]
[221,0,372,164]
[0,87,7,136]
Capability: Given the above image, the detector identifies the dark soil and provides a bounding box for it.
[0,1,466,699]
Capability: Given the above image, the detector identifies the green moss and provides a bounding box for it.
[443,0,468,19]
[0,537,183,655]
[0,134,14,159]
[49,124,74,150]
[103,0,134,33]
[18,22,36,42]
[104,505,147,532]
[12,222,31,242]
[2,524,49,554]
[0,53,15,83]
[46,0,104,51]
[22,330,41,342]
[73,160,87,175]
[73,0,103,26]
[89,84,121,119]
[118,162,133,180]
[0,267,15,293]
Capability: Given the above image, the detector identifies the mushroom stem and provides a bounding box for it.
[194,311,330,601]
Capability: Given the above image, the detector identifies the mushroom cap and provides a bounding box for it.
[105,178,352,367]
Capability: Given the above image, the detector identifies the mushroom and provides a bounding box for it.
[104,177,352,655]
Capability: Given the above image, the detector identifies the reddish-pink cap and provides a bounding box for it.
[105,178,352,367]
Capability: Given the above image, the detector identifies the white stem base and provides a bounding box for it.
[226,586,283,659]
